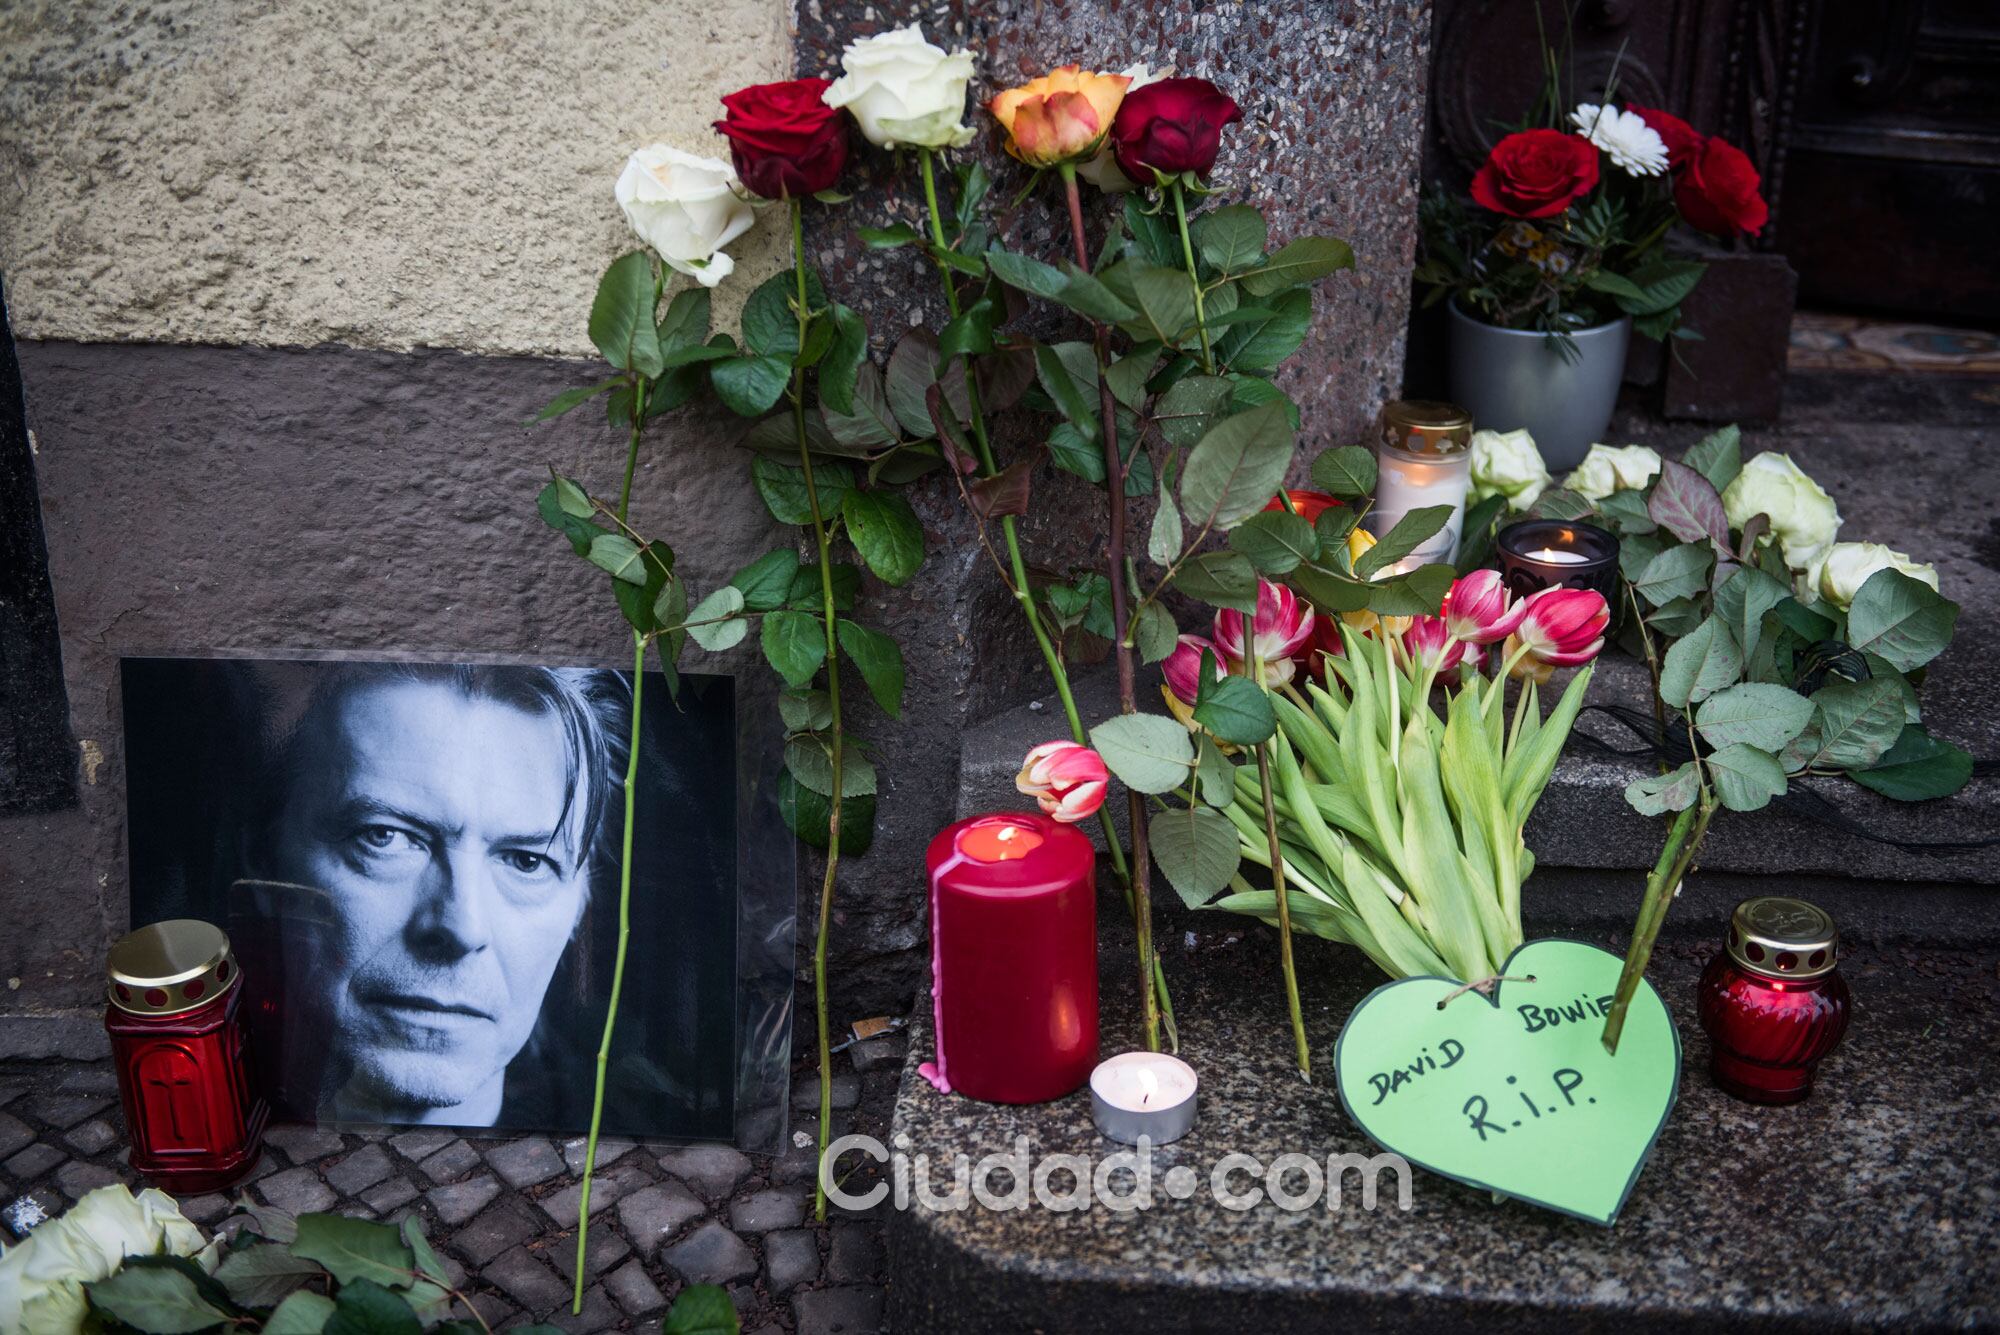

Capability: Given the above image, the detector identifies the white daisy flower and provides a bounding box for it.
[1570,103,1669,177]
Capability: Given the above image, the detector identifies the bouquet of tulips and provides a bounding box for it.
[1147,563,1610,990]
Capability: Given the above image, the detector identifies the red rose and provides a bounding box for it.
[1674,136,1768,236]
[1263,490,1345,525]
[1628,105,1705,171]
[1110,77,1242,182]
[1469,129,1600,219]
[715,78,849,201]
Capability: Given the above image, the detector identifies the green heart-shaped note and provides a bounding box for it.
[1333,939,1681,1225]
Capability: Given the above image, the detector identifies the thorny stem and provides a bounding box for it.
[791,199,846,1222]
[926,149,1175,1045]
[573,573,647,1310]
[1602,786,1716,1053]
[1170,180,1215,373]
[1252,644,1311,1080]
[1624,577,1668,738]
[1065,162,1161,1053]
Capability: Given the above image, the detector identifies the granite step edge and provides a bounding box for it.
[958,666,2000,886]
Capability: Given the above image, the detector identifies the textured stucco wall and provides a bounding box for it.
[0,341,786,1047]
[0,0,791,353]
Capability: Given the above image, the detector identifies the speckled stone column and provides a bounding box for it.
[792,0,1436,1016]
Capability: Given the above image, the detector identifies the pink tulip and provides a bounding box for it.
[1163,634,1233,704]
[1515,586,1610,666]
[1213,580,1313,687]
[1015,740,1110,824]
[1402,615,1471,673]
[1442,569,1527,647]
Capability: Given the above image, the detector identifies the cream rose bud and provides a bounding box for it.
[1468,428,1552,511]
[1565,443,1662,502]
[1723,451,1842,574]
[1815,541,1939,609]
[615,146,756,288]
[824,25,977,150]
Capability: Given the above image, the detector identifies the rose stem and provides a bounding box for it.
[790,198,846,1221]
[1251,644,1311,1080]
[573,342,654,1311]
[1063,161,1160,1053]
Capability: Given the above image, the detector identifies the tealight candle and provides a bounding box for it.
[1089,1051,1198,1145]
[1367,400,1473,565]
[1496,519,1620,604]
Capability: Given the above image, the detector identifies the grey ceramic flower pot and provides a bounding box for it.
[1447,299,1630,472]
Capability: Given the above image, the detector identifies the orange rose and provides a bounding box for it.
[988,65,1131,168]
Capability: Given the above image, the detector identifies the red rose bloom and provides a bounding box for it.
[715,78,849,201]
[1674,136,1768,236]
[1110,77,1243,182]
[1628,105,1705,171]
[1469,129,1600,219]
[1263,490,1345,525]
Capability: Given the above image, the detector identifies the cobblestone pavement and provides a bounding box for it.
[0,1033,901,1332]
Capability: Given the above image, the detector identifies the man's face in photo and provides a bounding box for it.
[274,678,590,1123]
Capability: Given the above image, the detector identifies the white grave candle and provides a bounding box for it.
[1368,401,1474,564]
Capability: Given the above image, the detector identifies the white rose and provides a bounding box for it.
[1814,541,1939,609]
[1467,428,1552,511]
[1565,443,1662,502]
[823,25,976,150]
[1722,451,1842,574]
[615,146,756,289]
[1076,63,1168,193]
[0,1187,210,1334]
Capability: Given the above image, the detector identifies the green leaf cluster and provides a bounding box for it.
[84,1212,474,1334]
[1588,426,1967,813]
[534,252,942,858]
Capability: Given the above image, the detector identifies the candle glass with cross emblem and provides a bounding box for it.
[105,919,269,1192]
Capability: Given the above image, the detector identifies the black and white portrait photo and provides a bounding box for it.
[119,655,771,1144]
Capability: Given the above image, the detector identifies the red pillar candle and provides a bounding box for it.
[919,812,1098,1103]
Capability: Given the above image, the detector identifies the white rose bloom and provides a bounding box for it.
[824,25,977,150]
[0,1187,211,1334]
[1468,428,1552,511]
[1566,443,1663,502]
[615,146,756,289]
[1814,541,1939,609]
[1570,103,1668,177]
[1076,63,1169,193]
[1722,451,1843,574]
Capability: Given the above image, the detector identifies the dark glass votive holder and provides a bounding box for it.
[1495,519,1620,604]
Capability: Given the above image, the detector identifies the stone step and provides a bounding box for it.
[959,659,2000,887]
[886,898,1997,1333]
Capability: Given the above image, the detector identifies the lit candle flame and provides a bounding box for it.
[1138,1066,1158,1107]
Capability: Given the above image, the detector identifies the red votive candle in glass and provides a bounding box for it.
[105,920,268,1192]
[919,812,1098,1104]
[1697,897,1850,1105]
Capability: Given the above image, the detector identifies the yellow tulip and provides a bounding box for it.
[988,66,1132,168]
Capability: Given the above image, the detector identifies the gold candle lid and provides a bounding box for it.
[1380,400,1473,456]
[107,919,239,1016]
[1727,897,1838,981]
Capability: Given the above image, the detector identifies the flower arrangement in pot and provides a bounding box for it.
[1415,61,1769,470]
